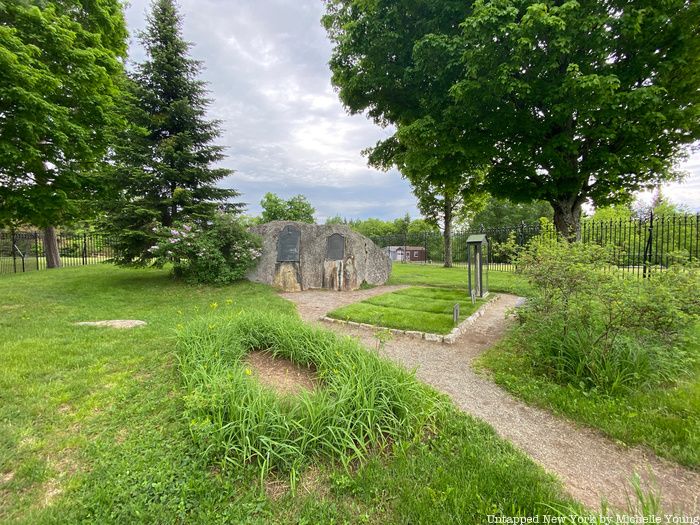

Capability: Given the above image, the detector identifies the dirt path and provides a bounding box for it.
[283,288,700,514]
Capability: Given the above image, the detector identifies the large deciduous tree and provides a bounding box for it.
[105,0,239,265]
[323,0,700,239]
[454,0,700,238]
[0,0,127,267]
[324,1,487,254]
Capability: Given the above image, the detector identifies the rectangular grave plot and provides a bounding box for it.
[326,233,345,260]
[277,226,301,262]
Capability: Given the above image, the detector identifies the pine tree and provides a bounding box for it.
[105,0,240,264]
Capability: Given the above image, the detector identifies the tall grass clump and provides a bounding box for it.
[514,233,700,396]
[176,311,448,479]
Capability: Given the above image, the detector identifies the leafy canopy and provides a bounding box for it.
[260,192,315,224]
[0,0,127,228]
[323,0,700,237]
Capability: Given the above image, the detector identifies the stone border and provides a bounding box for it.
[320,294,502,344]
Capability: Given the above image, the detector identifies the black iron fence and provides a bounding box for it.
[0,230,114,275]
[370,213,700,277]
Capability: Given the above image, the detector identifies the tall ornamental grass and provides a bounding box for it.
[176,312,448,480]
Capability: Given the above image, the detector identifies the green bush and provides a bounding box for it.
[151,213,261,284]
[514,238,700,395]
[176,311,447,479]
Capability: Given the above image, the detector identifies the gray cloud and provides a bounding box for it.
[124,0,700,222]
[124,0,415,223]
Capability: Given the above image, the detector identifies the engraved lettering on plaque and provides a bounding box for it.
[277,225,301,262]
[326,233,345,260]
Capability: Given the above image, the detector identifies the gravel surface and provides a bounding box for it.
[283,287,700,513]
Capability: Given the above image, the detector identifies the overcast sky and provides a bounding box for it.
[123,0,700,222]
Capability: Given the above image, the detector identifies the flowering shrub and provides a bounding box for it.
[150,214,262,285]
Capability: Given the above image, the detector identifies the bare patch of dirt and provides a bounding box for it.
[264,476,290,501]
[57,404,72,415]
[263,466,329,501]
[115,428,128,445]
[245,351,318,396]
[0,304,21,311]
[1,471,14,484]
[298,465,329,498]
[39,452,80,509]
[41,480,62,507]
[74,319,146,329]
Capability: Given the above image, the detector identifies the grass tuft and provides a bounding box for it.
[177,311,448,477]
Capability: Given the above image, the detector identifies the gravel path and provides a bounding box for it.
[283,288,700,514]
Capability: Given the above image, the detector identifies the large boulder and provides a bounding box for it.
[248,221,391,292]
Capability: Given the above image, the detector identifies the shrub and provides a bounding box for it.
[150,213,261,284]
[514,238,700,395]
[176,312,447,479]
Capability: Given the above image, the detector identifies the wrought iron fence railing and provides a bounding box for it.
[0,231,114,275]
[370,213,699,277]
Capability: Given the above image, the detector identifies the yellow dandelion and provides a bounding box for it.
[245,368,252,376]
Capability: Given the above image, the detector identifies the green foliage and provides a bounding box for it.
[103,0,239,265]
[515,239,700,395]
[149,213,262,285]
[325,214,438,238]
[324,0,700,238]
[260,192,315,223]
[0,0,127,228]
[177,311,447,476]
[471,198,553,229]
[329,287,487,334]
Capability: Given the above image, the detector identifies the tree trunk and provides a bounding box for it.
[552,197,583,241]
[43,226,62,268]
[443,197,453,267]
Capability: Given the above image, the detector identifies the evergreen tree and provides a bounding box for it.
[105,0,240,265]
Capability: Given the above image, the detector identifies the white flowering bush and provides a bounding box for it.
[150,213,262,285]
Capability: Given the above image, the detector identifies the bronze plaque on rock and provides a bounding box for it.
[277,225,301,262]
[326,233,345,260]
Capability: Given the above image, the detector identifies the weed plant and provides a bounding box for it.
[177,311,448,481]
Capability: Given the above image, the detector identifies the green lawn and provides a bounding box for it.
[0,265,576,523]
[476,323,700,469]
[388,263,533,296]
[0,257,102,275]
[327,287,489,334]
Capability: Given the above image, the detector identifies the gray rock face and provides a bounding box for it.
[248,222,391,292]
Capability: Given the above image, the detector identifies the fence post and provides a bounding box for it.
[11,231,17,274]
[518,221,526,247]
[642,212,654,278]
[34,232,40,270]
[424,232,428,265]
[82,233,88,265]
[403,233,407,264]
